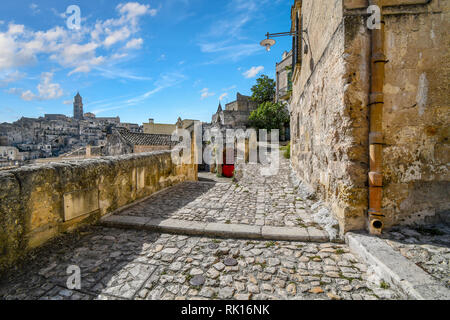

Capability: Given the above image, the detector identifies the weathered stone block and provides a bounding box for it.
[63,188,99,221]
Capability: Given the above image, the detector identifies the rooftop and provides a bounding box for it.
[117,128,175,146]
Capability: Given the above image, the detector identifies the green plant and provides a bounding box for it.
[250,75,276,105]
[296,219,307,228]
[249,101,290,131]
[309,256,322,261]
[265,241,276,248]
[256,262,267,269]
[380,281,390,289]
[282,142,291,159]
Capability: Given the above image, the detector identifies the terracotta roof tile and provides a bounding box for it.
[117,129,175,146]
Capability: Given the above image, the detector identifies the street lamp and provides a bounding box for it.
[260,30,310,54]
[260,38,276,52]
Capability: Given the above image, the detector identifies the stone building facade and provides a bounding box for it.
[0,93,141,162]
[289,0,449,233]
[143,118,196,135]
[276,50,293,103]
[212,93,258,127]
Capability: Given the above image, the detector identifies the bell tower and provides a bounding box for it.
[73,92,84,120]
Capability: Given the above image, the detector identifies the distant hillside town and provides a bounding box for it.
[0,93,142,167]
[0,50,293,169]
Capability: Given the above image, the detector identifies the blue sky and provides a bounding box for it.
[0,0,293,124]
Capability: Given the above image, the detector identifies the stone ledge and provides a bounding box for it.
[101,216,152,229]
[346,232,450,300]
[261,226,309,241]
[307,227,329,242]
[148,218,207,236]
[99,216,333,242]
[204,223,261,239]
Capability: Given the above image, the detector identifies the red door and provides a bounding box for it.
[222,149,235,177]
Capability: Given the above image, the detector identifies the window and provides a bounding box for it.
[292,11,303,72]
[292,14,299,70]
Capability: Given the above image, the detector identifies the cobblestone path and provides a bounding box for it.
[119,154,331,230]
[0,153,407,300]
[0,227,405,300]
[382,224,450,289]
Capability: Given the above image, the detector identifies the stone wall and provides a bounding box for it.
[134,145,171,153]
[212,110,252,128]
[143,123,176,135]
[0,151,197,271]
[291,0,449,232]
[380,0,450,227]
[291,0,370,232]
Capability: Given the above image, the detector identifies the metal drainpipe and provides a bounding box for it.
[368,0,386,235]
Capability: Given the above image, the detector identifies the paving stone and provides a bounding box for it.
[189,268,204,276]
[218,287,235,299]
[223,258,238,266]
[261,226,310,241]
[190,275,206,287]
[0,154,407,301]
[213,262,225,271]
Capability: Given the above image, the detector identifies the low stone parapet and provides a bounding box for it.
[0,151,197,271]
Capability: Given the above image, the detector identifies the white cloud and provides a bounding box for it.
[0,2,156,77]
[68,66,91,76]
[30,3,40,14]
[37,72,63,99]
[8,24,25,35]
[111,53,129,60]
[8,72,63,101]
[199,41,261,64]
[200,88,215,100]
[104,27,131,47]
[219,93,228,101]
[0,71,24,87]
[243,66,264,78]
[117,2,157,22]
[221,85,236,91]
[125,72,186,105]
[0,32,35,70]
[125,38,143,49]
[51,8,66,19]
[94,66,152,81]
[196,0,267,63]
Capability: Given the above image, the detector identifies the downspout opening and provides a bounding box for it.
[372,220,383,230]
